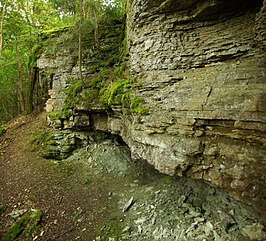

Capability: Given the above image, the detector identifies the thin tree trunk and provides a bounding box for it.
[0,98,13,120]
[78,31,83,85]
[28,66,38,111]
[15,38,25,113]
[93,6,100,51]
[0,0,7,55]
[79,0,84,86]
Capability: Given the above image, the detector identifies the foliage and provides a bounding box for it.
[100,78,132,107]
[28,43,44,69]
[64,73,148,115]
[0,0,129,123]
[2,209,42,241]
[99,78,148,114]
[101,0,126,23]
[64,80,83,109]
[40,25,72,40]
[0,0,56,122]
[61,15,148,116]
[47,109,72,121]
[51,0,77,15]
[84,177,93,185]
[130,97,149,114]
[0,48,22,122]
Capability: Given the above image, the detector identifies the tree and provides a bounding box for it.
[86,0,100,50]
[0,0,63,122]
[0,0,127,123]
[78,0,84,85]
[0,0,7,55]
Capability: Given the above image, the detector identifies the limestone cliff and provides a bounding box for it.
[125,0,266,219]
[37,0,266,221]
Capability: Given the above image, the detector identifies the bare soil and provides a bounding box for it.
[0,112,115,241]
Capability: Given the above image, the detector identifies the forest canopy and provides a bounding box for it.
[0,0,126,123]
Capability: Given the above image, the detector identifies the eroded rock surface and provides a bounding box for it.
[124,0,266,219]
[38,0,266,221]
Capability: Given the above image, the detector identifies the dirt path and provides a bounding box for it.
[0,112,113,240]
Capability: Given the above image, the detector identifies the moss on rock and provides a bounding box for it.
[0,203,5,216]
[2,209,42,241]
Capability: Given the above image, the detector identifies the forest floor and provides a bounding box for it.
[0,112,116,240]
[0,112,265,241]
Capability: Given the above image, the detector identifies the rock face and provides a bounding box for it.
[123,0,266,219]
[38,0,266,221]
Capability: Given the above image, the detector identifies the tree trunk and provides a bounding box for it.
[0,0,7,55]
[92,0,99,51]
[0,98,12,121]
[79,0,84,86]
[15,38,25,113]
[28,67,38,112]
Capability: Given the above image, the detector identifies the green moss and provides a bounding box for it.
[98,220,122,240]
[162,175,175,183]
[47,109,71,121]
[0,203,5,216]
[44,45,57,58]
[99,78,132,107]
[98,78,148,114]
[28,128,53,152]
[28,43,44,69]
[2,209,42,241]
[130,97,149,114]
[63,75,148,115]
[64,80,83,109]
[50,20,148,115]
[0,125,6,136]
[40,26,72,40]
[84,177,93,185]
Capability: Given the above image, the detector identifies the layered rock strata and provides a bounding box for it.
[123,0,266,220]
[38,0,266,220]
